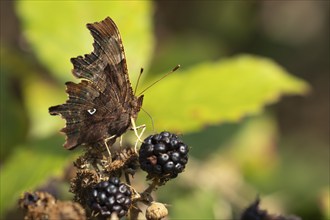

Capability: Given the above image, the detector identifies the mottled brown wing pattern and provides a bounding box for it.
[70,17,132,101]
[49,17,143,150]
[49,81,111,149]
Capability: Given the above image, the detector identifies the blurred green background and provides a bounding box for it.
[0,1,329,219]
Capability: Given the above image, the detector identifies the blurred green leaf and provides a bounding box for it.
[226,114,279,183]
[170,189,217,219]
[320,188,329,220]
[270,136,329,219]
[22,75,67,138]
[0,135,78,217]
[15,1,154,83]
[0,49,28,159]
[138,55,310,133]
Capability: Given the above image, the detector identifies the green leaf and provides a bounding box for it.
[22,75,67,138]
[170,189,217,219]
[138,55,310,133]
[15,1,154,83]
[0,49,29,159]
[0,135,79,216]
[320,188,330,220]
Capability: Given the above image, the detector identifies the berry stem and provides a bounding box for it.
[124,172,131,185]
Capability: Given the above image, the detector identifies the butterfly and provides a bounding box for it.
[49,17,144,151]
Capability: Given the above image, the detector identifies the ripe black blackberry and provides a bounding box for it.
[89,177,132,218]
[139,131,189,180]
[241,198,301,220]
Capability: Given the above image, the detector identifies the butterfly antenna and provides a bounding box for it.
[134,68,144,96]
[138,64,180,96]
[141,107,155,133]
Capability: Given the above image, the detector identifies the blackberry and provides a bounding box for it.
[240,198,267,220]
[139,131,189,180]
[240,198,301,220]
[89,177,131,217]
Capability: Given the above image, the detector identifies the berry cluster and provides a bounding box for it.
[139,131,189,180]
[89,177,131,218]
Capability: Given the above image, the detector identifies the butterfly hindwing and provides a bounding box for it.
[49,80,113,149]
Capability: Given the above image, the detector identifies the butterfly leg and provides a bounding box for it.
[130,117,144,142]
[134,125,146,154]
[119,135,123,148]
[104,135,116,161]
[130,117,147,153]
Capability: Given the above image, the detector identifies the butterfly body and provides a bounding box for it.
[49,17,143,150]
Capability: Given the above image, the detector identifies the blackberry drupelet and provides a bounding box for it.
[89,177,131,217]
[139,131,189,180]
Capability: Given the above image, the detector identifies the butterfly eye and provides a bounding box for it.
[87,108,97,115]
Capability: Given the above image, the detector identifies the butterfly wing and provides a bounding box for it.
[71,17,133,103]
[49,17,142,150]
[49,81,114,149]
